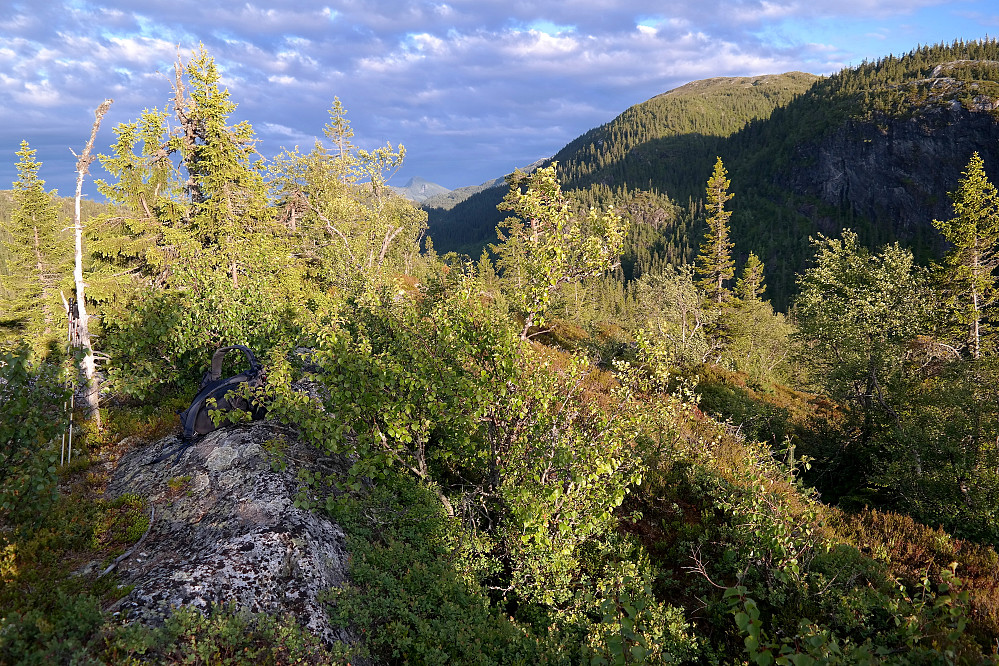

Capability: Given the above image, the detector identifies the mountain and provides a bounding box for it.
[389,176,451,203]
[555,71,822,192]
[428,40,999,307]
[421,158,550,212]
[423,159,550,255]
[426,71,820,260]
[420,175,506,211]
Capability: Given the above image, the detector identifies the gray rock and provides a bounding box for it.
[105,420,352,647]
[778,71,999,242]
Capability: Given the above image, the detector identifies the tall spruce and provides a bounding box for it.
[932,152,999,359]
[92,48,303,397]
[735,252,766,301]
[93,46,273,292]
[0,141,70,350]
[170,46,273,288]
[696,157,735,304]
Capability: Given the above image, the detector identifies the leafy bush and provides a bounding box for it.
[0,591,104,666]
[0,345,69,528]
[326,474,572,665]
[101,257,309,401]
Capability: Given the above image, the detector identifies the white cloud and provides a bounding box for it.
[0,0,991,193]
[18,80,62,107]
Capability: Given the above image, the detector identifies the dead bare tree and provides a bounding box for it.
[69,99,112,429]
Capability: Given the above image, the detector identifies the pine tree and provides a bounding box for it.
[932,152,999,359]
[696,157,735,304]
[0,141,71,350]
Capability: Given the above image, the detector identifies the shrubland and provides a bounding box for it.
[3,45,999,665]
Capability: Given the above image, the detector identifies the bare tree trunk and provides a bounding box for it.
[71,99,112,430]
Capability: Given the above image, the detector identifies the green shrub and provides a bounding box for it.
[0,345,69,528]
[101,604,338,665]
[0,591,104,666]
[326,475,572,665]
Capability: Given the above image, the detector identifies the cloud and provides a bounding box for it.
[0,0,993,193]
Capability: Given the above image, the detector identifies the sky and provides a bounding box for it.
[1,0,997,200]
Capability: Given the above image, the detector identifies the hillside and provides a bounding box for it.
[429,41,999,307]
[426,71,820,262]
[10,42,999,666]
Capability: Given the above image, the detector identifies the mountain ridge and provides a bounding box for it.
[427,41,999,306]
[425,70,820,261]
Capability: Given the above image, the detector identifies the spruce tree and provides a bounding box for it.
[93,46,275,293]
[735,251,766,301]
[92,47,304,396]
[89,108,179,299]
[696,157,735,304]
[932,152,999,359]
[0,141,70,350]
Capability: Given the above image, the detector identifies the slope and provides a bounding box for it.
[571,40,999,306]
[426,72,819,259]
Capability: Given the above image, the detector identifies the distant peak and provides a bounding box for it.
[390,177,451,203]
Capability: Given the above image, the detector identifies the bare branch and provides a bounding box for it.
[377,225,404,264]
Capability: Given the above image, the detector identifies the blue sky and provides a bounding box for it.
[1,0,997,199]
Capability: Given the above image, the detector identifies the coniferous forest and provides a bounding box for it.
[5,40,999,664]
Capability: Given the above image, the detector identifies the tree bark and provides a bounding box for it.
[71,99,113,429]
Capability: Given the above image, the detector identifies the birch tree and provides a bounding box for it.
[269,97,427,291]
[494,164,627,339]
[795,231,929,441]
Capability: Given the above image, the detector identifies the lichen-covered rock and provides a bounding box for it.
[105,420,351,647]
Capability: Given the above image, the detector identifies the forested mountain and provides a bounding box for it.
[554,71,821,191]
[430,40,999,307]
[426,72,819,263]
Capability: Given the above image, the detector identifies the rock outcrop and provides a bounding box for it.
[104,420,351,647]
[780,76,999,240]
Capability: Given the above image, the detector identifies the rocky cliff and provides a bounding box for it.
[779,74,999,239]
[102,420,353,648]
